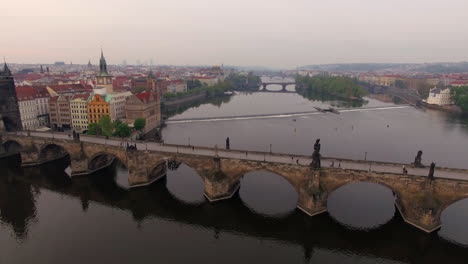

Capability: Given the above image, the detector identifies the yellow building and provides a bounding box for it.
[70,93,92,132]
[88,94,111,124]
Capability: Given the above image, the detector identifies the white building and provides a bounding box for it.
[109,91,132,121]
[16,86,40,130]
[426,87,452,105]
[167,80,187,93]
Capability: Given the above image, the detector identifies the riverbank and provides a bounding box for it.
[163,91,208,108]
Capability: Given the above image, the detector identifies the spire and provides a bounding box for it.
[99,49,109,76]
[1,57,12,76]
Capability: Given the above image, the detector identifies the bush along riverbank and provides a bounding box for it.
[296,75,367,100]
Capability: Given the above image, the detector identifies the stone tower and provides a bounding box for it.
[0,62,22,131]
[94,49,113,94]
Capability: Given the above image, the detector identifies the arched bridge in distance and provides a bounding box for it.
[260,81,296,92]
[1,131,468,233]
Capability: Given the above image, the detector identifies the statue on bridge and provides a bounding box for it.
[226,137,230,150]
[310,139,321,169]
[414,150,423,167]
[428,162,436,180]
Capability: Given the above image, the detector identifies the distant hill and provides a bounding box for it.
[299,62,468,73]
[299,63,407,72]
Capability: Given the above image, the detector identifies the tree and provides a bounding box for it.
[134,118,146,132]
[114,122,132,137]
[395,80,407,89]
[99,115,113,137]
[87,123,101,135]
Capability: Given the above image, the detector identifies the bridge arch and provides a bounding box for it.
[88,152,128,171]
[162,158,205,204]
[38,143,70,163]
[438,197,468,246]
[326,181,397,230]
[3,140,22,154]
[238,169,300,217]
[238,168,301,194]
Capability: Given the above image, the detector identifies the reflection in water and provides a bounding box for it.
[327,182,396,230]
[439,199,468,247]
[0,157,468,263]
[166,163,205,204]
[239,171,298,217]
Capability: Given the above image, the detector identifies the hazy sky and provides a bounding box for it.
[2,0,468,68]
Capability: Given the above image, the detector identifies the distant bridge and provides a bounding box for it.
[261,81,296,91]
[1,131,468,233]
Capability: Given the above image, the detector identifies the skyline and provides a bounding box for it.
[2,0,468,68]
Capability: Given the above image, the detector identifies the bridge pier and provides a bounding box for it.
[19,150,40,166]
[282,84,287,91]
[70,158,90,176]
[262,84,267,90]
[297,170,327,216]
[202,168,240,202]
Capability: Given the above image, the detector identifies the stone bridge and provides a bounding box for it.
[261,81,296,91]
[1,131,468,233]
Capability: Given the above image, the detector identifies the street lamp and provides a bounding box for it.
[269,144,272,153]
[188,137,191,146]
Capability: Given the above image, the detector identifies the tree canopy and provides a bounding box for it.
[451,86,468,112]
[296,75,367,99]
[134,118,146,131]
[86,116,132,138]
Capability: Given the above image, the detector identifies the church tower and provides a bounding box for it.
[0,62,22,131]
[94,49,113,94]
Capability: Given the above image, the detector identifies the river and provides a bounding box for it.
[1,83,468,263]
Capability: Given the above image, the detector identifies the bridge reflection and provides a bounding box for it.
[1,156,468,263]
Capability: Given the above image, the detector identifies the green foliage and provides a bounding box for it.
[296,75,367,99]
[164,72,261,100]
[99,115,113,137]
[86,116,132,138]
[113,122,132,137]
[225,72,261,91]
[87,123,101,135]
[134,118,146,131]
[451,86,468,112]
[395,80,407,89]
[186,79,202,90]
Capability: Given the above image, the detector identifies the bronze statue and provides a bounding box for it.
[414,150,423,167]
[311,139,321,169]
[428,162,436,180]
[226,137,230,150]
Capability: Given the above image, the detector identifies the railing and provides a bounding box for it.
[3,131,468,177]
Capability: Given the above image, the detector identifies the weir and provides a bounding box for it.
[1,130,468,233]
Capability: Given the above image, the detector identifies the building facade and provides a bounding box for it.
[49,95,71,128]
[427,87,452,105]
[167,80,187,93]
[0,63,22,131]
[16,86,40,130]
[125,91,161,133]
[109,91,132,121]
[70,93,92,132]
[88,94,110,124]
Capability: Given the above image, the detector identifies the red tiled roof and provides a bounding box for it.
[48,84,92,94]
[135,91,157,104]
[71,93,91,101]
[16,85,38,101]
[450,80,468,85]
